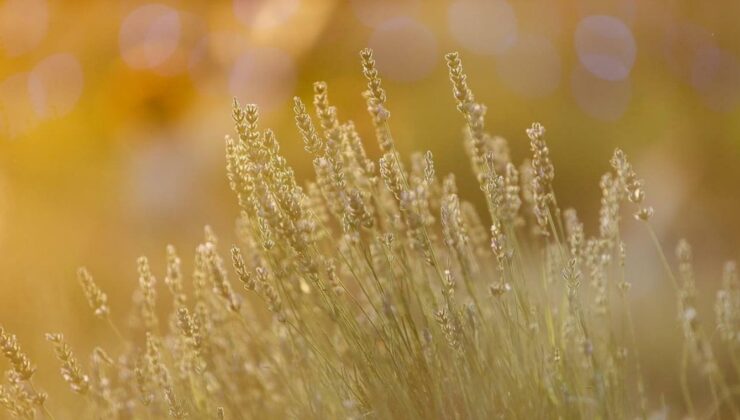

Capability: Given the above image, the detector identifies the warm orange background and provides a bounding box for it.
[0,0,739,410]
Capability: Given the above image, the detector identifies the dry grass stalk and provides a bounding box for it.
[1,50,738,420]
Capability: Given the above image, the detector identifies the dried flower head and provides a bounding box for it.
[78,267,110,318]
[293,97,323,155]
[137,256,159,332]
[164,245,187,308]
[45,333,89,394]
[526,123,555,233]
[0,328,35,381]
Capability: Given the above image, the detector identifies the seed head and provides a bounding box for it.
[527,123,554,234]
[137,256,159,332]
[360,48,387,108]
[78,267,110,318]
[445,52,475,112]
[45,333,89,394]
[0,328,35,381]
[293,97,323,155]
[165,245,186,308]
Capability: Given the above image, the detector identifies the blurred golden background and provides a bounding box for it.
[1,0,739,412]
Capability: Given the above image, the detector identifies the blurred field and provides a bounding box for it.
[1,0,740,415]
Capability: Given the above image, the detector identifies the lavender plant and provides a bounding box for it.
[1,50,738,419]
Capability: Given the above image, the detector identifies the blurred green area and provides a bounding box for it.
[0,0,739,411]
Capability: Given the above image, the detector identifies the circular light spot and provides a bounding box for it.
[368,18,437,82]
[150,12,206,77]
[119,4,181,70]
[233,0,299,29]
[663,23,715,83]
[497,35,560,97]
[571,63,631,121]
[692,47,740,112]
[28,53,84,119]
[448,0,517,56]
[575,15,636,81]
[0,73,37,138]
[0,0,48,57]
[350,0,420,28]
[229,48,296,112]
[189,32,245,98]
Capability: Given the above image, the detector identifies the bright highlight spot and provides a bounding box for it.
[28,53,84,119]
[663,23,715,83]
[692,47,740,112]
[663,23,740,112]
[448,0,517,56]
[571,63,631,121]
[149,12,206,77]
[575,15,636,81]
[0,0,48,57]
[229,48,296,112]
[119,4,181,70]
[497,35,560,97]
[189,32,244,98]
[233,0,300,29]
[369,18,437,82]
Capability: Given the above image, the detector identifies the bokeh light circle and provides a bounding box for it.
[368,18,438,82]
[229,48,296,112]
[189,32,244,98]
[28,53,84,119]
[350,0,420,28]
[448,0,517,56]
[497,35,561,97]
[233,0,300,29]
[692,47,740,112]
[575,15,636,81]
[663,23,715,83]
[119,4,181,70]
[662,22,740,112]
[150,11,206,77]
[0,0,48,57]
[571,63,631,121]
